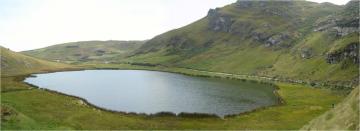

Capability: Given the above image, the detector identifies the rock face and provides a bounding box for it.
[235,0,292,9]
[0,56,8,69]
[95,49,106,56]
[164,35,195,54]
[301,48,313,59]
[207,8,234,32]
[235,0,294,18]
[333,26,359,37]
[207,1,295,48]
[229,21,254,37]
[251,32,290,47]
[314,17,359,37]
[265,34,289,47]
[314,0,359,37]
[251,31,271,42]
[326,43,359,64]
[235,0,254,8]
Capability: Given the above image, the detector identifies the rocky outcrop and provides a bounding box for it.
[0,56,8,69]
[80,56,89,61]
[332,26,359,37]
[314,18,359,37]
[301,48,313,59]
[207,8,234,32]
[313,15,337,31]
[314,1,359,37]
[251,31,271,42]
[235,0,294,18]
[229,21,254,37]
[251,32,290,47]
[265,34,288,47]
[326,43,359,64]
[166,35,194,50]
[95,49,106,56]
[235,0,253,8]
[262,8,290,18]
[323,17,358,36]
[235,0,293,9]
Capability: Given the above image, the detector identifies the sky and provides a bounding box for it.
[0,0,351,51]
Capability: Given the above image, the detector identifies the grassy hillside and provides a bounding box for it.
[0,46,72,76]
[2,1,358,130]
[22,40,144,62]
[124,0,359,87]
[302,87,359,130]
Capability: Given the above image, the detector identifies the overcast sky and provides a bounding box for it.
[0,0,351,51]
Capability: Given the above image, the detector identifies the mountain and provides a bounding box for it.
[302,86,359,130]
[0,46,71,76]
[125,0,359,87]
[22,40,145,62]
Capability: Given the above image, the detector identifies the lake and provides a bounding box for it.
[24,70,278,117]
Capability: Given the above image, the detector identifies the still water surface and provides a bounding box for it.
[25,70,278,117]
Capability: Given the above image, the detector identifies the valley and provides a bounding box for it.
[1,0,359,130]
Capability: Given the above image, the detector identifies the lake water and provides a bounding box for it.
[24,70,278,117]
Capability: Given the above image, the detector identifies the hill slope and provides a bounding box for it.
[302,87,359,130]
[125,0,359,87]
[1,46,71,76]
[22,40,145,62]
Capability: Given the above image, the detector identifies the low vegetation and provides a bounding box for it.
[0,49,353,129]
[0,46,75,77]
[1,68,345,130]
[302,86,359,130]
[22,40,145,62]
[122,0,359,88]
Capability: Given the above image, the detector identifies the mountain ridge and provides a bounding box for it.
[121,0,359,87]
[22,40,145,62]
[18,1,359,87]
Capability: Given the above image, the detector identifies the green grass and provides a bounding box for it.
[22,40,144,62]
[302,86,359,130]
[179,44,281,75]
[127,30,359,87]
[1,1,358,129]
[267,32,358,85]
[1,67,345,130]
[0,47,74,77]
[115,1,358,88]
[329,33,359,53]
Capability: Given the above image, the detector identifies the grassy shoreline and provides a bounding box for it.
[1,64,347,129]
[21,71,285,119]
